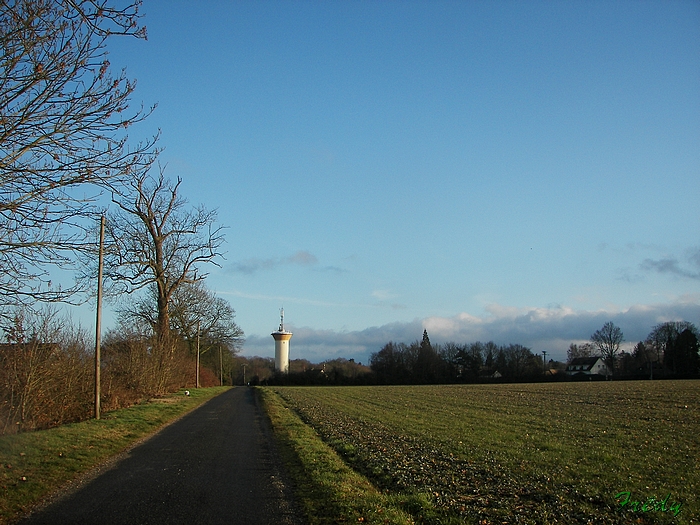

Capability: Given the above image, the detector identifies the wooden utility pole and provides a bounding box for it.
[219,344,223,386]
[196,321,200,388]
[542,351,548,375]
[95,215,105,419]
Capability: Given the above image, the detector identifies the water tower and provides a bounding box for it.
[271,308,292,373]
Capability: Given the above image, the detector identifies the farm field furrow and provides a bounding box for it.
[272,381,698,524]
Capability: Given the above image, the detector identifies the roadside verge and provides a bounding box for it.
[259,387,415,525]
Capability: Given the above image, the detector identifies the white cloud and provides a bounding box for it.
[241,298,700,364]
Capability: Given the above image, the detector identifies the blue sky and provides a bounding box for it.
[96,0,699,363]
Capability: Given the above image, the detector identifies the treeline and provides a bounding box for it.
[230,356,372,386]
[1,290,242,435]
[569,320,700,380]
[369,330,546,384]
[237,331,551,387]
[242,321,700,387]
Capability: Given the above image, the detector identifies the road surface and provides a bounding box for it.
[20,387,304,525]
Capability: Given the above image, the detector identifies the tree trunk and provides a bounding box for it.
[156,287,170,341]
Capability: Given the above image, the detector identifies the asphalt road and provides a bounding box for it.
[20,388,304,525]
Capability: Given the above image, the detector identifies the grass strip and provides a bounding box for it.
[259,387,416,525]
[0,387,229,524]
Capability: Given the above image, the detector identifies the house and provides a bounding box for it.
[565,356,610,378]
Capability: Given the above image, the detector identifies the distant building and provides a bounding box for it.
[271,309,292,373]
[565,356,610,378]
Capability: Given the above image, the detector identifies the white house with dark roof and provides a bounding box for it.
[565,356,610,378]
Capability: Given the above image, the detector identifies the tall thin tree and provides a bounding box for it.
[99,169,225,342]
[591,322,624,378]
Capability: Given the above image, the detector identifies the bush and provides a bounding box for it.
[0,307,93,434]
[0,307,202,435]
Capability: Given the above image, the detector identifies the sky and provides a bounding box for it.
[90,0,700,364]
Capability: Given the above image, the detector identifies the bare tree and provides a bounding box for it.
[169,281,243,386]
[118,280,244,354]
[0,0,157,306]
[170,281,243,351]
[100,169,225,341]
[566,342,595,363]
[590,321,624,377]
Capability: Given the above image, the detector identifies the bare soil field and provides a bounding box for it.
[272,381,698,524]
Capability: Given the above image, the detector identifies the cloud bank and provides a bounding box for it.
[241,298,700,364]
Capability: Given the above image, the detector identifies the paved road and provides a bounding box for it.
[21,388,304,525]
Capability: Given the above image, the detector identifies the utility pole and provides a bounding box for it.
[243,364,246,386]
[94,215,105,420]
[196,321,200,388]
[542,351,548,375]
[219,344,223,386]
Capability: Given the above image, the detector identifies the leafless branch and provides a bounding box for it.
[1,0,158,305]
[94,168,225,339]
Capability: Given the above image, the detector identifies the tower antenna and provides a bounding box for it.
[279,308,284,331]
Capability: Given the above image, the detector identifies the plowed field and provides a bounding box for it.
[272,381,698,524]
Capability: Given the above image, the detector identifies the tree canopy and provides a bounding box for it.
[590,322,624,375]
[99,170,225,340]
[0,0,157,307]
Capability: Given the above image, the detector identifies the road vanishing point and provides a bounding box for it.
[20,388,304,525]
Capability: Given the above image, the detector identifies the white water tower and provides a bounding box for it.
[271,308,292,373]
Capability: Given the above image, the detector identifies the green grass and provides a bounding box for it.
[265,381,699,524]
[259,387,415,524]
[0,387,228,524]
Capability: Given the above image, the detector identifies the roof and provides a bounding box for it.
[568,357,602,368]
